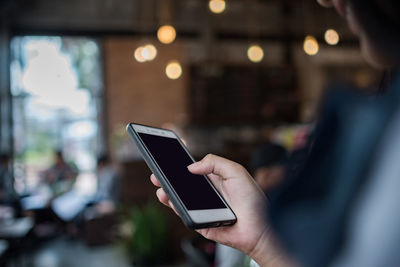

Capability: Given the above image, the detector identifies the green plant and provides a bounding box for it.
[122,202,169,265]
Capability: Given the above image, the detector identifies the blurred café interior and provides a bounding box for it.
[0,0,381,266]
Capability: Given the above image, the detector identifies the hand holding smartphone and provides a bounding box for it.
[126,123,237,229]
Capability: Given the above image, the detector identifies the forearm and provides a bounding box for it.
[249,227,298,267]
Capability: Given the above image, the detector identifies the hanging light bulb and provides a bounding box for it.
[209,0,226,14]
[303,35,319,56]
[324,29,339,45]
[134,44,157,62]
[165,60,182,79]
[134,46,146,62]
[247,44,264,63]
[157,25,177,44]
[142,44,157,61]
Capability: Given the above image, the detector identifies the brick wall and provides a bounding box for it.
[104,37,188,156]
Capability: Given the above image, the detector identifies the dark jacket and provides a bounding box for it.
[269,70,400,267]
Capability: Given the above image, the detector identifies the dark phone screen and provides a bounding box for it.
[138,132,227,210]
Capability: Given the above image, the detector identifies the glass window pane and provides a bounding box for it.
[10,36,104,196]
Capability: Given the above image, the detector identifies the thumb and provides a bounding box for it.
[188,154,244,178]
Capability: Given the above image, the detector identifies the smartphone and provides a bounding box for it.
[126,122,237,229]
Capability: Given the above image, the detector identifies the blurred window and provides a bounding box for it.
[10,36,105,196]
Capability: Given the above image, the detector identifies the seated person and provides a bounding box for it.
[0,153,21,216]
[51,155,120,238]
[44,150,77,196]
[0,153,15,202]
[86,155,121,218]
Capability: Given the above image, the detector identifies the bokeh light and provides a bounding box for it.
[157,25,177,44]
[134,46,146,62]
[165,60,182,80]
[209,0,226,14]
[142,44,157,61]
[134,44,157,62]
[324,29,339,45]
[247,45,264,63]
[303,35,319,56]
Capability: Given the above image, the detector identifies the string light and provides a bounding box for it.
[303,35,319,56]
[165,60,182,79]
[157,25,177,44]
[247,45,264,63]
[209,0,226,14]
[324,29,339,45]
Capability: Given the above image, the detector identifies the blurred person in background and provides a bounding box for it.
[74,155,121,243]
[53,154,120,238]
[89,154,121,216]
[44,150,77,196]
[0,153,21,216]
[0,153,14,202]
[151,0,400,266]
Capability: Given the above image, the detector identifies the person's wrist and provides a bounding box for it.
[249,226,297,267]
